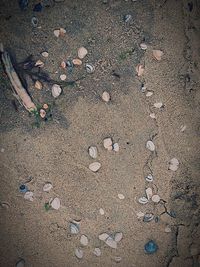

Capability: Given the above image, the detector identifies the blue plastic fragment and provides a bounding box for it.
[18,0,29,10]
[19,184,28,193]
[33,3,43,12]
[144,240,158,254]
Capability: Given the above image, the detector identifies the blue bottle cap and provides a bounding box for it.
[144,240,158,254]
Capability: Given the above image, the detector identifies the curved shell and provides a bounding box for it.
[114,232,123,242]
[102,91,110,102]
[78,47,88,59]
[145,174,153,182]
[143,213,154,222]
[75,248,83,259]
[89,162,101,172]
[52,84,62,98]
[70,222,79,234]
[152,194,161,203]
[138,196,149,204]
[103,138,112,149]
[140,43,148,50]
[153,50,164,61]
[43,183,53,192]
[80,235,88,246]
[93,248,101,257]
[86,63,95,73]
[51,197,60,210]
[99,233,109,241]
[88,146,98,159]
[145,187,153,200]
[146,140,155,151]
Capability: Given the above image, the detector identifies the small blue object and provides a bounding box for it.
[144,240,158,254]
[19,184,28,193]
[18,0,29,10]
[33,3,43,12]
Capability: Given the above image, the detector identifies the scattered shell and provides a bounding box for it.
[105,237,117,249]
[51,197,60,210]
[138,197,149,204]
[99,208,105,215]
[124,14,132,22]
[114,257,122,263]
[150,113,156,119]
[43,103,49,109]
[80,235,88,246]
[136,64,145,76]
[60,74,67,81]
[59,28,66,36]
[16,259,25,267]
[154,102,163,108]
[164,225,172,233]
[72,58,82,66]
[113,143,119,152]
[145,174,154,182]
[35,59,44,68]
[136,211,145,219]
[146,187,153,200]
[86,63,95,73]
[43,183,53,192]
[93,248,101,257]
[114,232,123,242]
[88,146,98,159]
[146,140,155,151]
[35,80,42,90]
[99,233,109,241]
[41,51,49,58]
[60,61,66,69]
[180,125,186,132]
[70,222,79,234]
[102,91,110,102]
[75,248,83,259]
[143,213,154,222]
[169,158,179,171]
[40,109,46,118]
[146,91,153,97]
[152,195,161,203]
[153,50,164,61]
[53,29,60,37]
[118,193,125,200]
[140,43,148,50]
[89,162,101,172]
[52,84,62,98]
[24,191,34,201]
[103,138,113,149]
[78,47,88,59]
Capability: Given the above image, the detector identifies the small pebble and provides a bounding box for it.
[146,91,153,97]
[51,197,61,210]
[43,183,53,192]
[154,102,163,109]
[40,109,46,118]
[102,91,110,102]
[89,162,101,172]
[152,195,161,203]
[80,235,88,246]
[60,61,66,69]
[114,232,123,242]
[31,17,38,27]
[35,80,42,90]
[164,225,172,233]
[99,208,105,215]
[118,193,125,200]
[41,51,49,58]
[60,74,67,81]
[72,58,82,66]
[99,233,109,241]
[150,113,156,119]
[136,211,145,219]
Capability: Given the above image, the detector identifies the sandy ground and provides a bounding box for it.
[0,0,200,266]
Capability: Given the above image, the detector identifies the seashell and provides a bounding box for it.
[78,47,88,59]
[99,233,109,241]
[136,64,144,76]
[43,103,49,109]
[138,197,148,204]
[99,208,105,215]
[114,232,123,242]
[60,74,67,81]
[153,50,164,61]
[70,222,79,234]
[102,91,110,102]
[93,248,101,257]
[35,80,42,90]
[169,158,179,171]
[80,235,88,246]
[86,63,95,73]
[146,140,155,151]
[16,259,25,267]
[59,28,66,36]
[43,183,53,192]
[143,213,154,222]
[40,109,46,118]
[72,58,82,66]
[41,51,49,58]
[1,148,5,153]
[118,193,125,200]
[24,191,34,201]
[145,174,154,182]
[164,225,171,233]
[51,197,60,210]
[114,257,122,263]
[88,146,98,159]
[113,143,119,152]
[180,125,186,132]
[75,248,83,259]
[146,91,153,97]
[152,195,161,203]
[89,162,101,172]
[105,237,117,249]
[53,29,60,37]
[103,138,113,149]
[154,102,163,108]
[60,61,66,69]
[35,59,44,68]
[150,113,156,119]
[140,43,148,50]
[0,201,10,209]
[52,84,62,98]
[146,188,153,200]
[136,211,145,218]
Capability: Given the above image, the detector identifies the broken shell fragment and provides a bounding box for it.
[138,197,149,204]
[152,195,161,203]
[52,84,62,98]
[41,51,49,58]
[146,187,153,200]
[60,61,66,69]
[140,43,148,50]
[169,158,179,171]
[88,146,98,159]
[35,59,44,68]
[154,102,163,108]
[43,183,53,192]
[24,191,34,201]
[51,197,60,210]
[70,222,79,234]
[150,113,156,119]
[72,58,82,66]
[143,213,154,222]
[118,193,125,200]
[75,248,83,259]
[113,143,119,152]
[105,237,117,249]
[103,138,113,149]
[93,248,101,257]
[136,64,145,76]
[164,225,172,233]
[146,91,153,97]
[35,80,42,90]
[102,91,110,102]
[54,29,60,37]
[60,74,67,81]
[136,211,145,219]
[40,109,46,118]
[145,174,154,182]
[59,28,66,36]
[89,162,101,172]
[153,50,164,61]
[99,233,109,241]
[78,47,88,59]
[80,235,89,246]
[114,232,123,242]
[146,140,155,151]
[86,63,95,73]
[99,208,105,215]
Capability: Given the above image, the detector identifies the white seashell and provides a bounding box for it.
[53,29,60,37]
[60,74,67,81]
[136,211,145,218]
[80,235,88,246]
[146,140,155,151]
[16,259,25,267]
[51,197,60,210]
[99,208,105,215]
[86,63,95,73]
[154,102,163,108]
[24,191,33,201]
[115,257,122,263]
[75,248,83,259]
[145,188,153,200]
[52,84,62,98]
[105,237,117,249]
[145,174,154,182]
[41,51,49,58]
[88,146,98,159]
[78,47,88,59]
[103,138,112,149]
[99,233,109,241]
[114,232,123,242]
[140,43,148,50]
[164,225,172,233]
[146,91,153,97]
[138,197,149,204]
[152,195,161,203]
[113,143,119,152]
[89,162,101,172]
[150,113,156,119]
[169,158,179,171]
[102,91,110,102]
[43,183,53,192]
[70,222,79,234]
[118,193,125,200]
[93,248,101,257]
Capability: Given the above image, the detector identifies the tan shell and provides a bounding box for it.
[113,143,119,152]
[78,46,88,59]
[60,74,67,81]
[105,237,117,249]
[140,43,147,50]
[72,58,82,66]
[152,194,161,203]
[102,91,110,102]
[88,146,98,159]
[153,50,164,61]
[89,162,101,172]
[145,187,153,200]
[53,29,60,37]
[60,61,66,69]
[35,59,44,68]
[136,64,145,76]
[103,138,112,149]
[40,109,46,118]
[51,197,61,210]
[80,235,89,246]
[43,103,49,109]
[35,80,42,90]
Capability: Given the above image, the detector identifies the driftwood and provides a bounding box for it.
[0,43,36,112]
